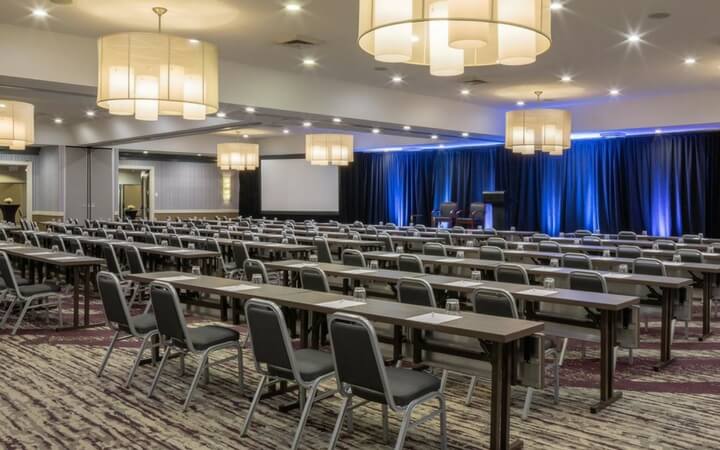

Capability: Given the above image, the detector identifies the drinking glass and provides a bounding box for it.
[673,254,681,263]
[191,266,201,275]
[128,236,134,242]
[108,234,114,240]
[543,277,556,289]
[550,258,559,268]
[188,243,196,250]
[353,287,367,303]
[471,270,482,281]
[642,230,648,235]
[161,240,168,247]
[603,250,611,257]
[619,264,629,273]
[517,244,524,251]
[445,298,460,315]
[213,233,219,238]
[51,245,59,253]
[396,245,404,253]
[369,260,379,270]
[309,254,319,263]
[510,226,516,231]
[251,274,263,284]
[282,238,289,244]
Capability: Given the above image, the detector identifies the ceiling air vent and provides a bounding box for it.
[462,79,488,86]
[275,35,323,49]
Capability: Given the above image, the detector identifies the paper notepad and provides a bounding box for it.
[407,312,462,325]
[604,273,632,279]
[446,280,483,288]
[342,269,377,275]
[167,249,194,253]
[517,288,558,297]
[438,258,463,263]
[376,253,398,257]
[534,267,562,272]
[287,263,318,269]
[0,246,25,250]
[49,256,84,261]
[157,275,197,282]
[29,252,53,256]
[318,299,366,309]
[664,262,684,266]
[217,284,260,292]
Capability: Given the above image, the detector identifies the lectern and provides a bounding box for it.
[0,204,20,223]
[482,191,506,230]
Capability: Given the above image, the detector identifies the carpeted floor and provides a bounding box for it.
[2,300,720,449]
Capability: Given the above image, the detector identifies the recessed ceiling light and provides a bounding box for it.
[188,39,200,44]
[655,129,663,134]
[431,134,438,140]
[245,106,256,113]
[85,110,95,117]
[283,129,290,134]
[197,153,202,156]
[684,57,697,65]
[32,8,48,17]
[626,33,641,43]
[560,75,572,82]
[242,134,249,139]
[332,117,342,123]
[609,88,621,96]
[411,35,420,43]
[403,125,411,131]
[550,2,563,11]
[460,89,470,96]
[0,103,5,108]
[53,117,63,124]
[391,75,403,83]
[516,100,525,106]
[372,128,380,134]
[461,132,469,137]
[216,111,226,118]
[143,151,148,154]
[302,58,317,66]
[285,3,302,12]
[302,121,312,127]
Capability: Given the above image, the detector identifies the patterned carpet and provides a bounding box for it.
[2,300,720,449]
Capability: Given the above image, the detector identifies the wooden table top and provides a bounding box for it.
[0,242,104,267]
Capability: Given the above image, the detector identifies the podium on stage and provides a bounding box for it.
[482,191,506,230]
[0,203,20,223]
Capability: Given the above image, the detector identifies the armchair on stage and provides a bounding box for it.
[431,202,461,228]
[456,202,486,229]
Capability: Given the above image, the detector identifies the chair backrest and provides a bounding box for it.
[244,299,297,379]
[618,231,637,240]
[423,242,447,257]
[677,249,704,263]
[480,245,505,262]
[144,231,158,245]
[469,202,485,218]
[206,238,223,255]
[314,237,334,263]
[471,287,518,318]
[0,228,7,241]
[51,235,66,252]
[538,240,561,253]
[439,202,457,216]
[582,236,602,246]
[617,245,642,259]
[300,267,330,292]
[562,252,592,270]
[450,226,465,234]
[149,281,193,350]
[415,224,427,232]
[436,230,453,245]
[341,249,366,267]
[397,277,436,307]
[244,258,269,283]
[328,313,392,406]
[486,237,507,249]
[96,271,132,329]
[231,241,250,269]
[483,227,498,236]
[64,237,84,255]
[633,257,666,276]
[125,246,146,274]
[367,225,379,236]
[575,229,592,237]
[169,234,183,248]
[398,254,424,273]
[0,252,20,292]
[569,270,607,293]
[23,231,40,247]
[378,232,393,252]
[103,244,123,276]
[532,233,550,241]
[681,234,702,244]
[495,263,529,285]
[656,239,676,250]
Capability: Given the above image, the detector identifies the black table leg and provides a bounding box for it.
[300,310,309,348]
[393,325,403,362]
[700,272,713,341]
[591,310,622,413]
[220,295,228,322]
[72,267,80,328]
[83,266,91,326]
[654,288,675,371]
[489,341,522,450]
[231,297,240,325]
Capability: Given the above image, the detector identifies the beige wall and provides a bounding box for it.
[0,184,26,219]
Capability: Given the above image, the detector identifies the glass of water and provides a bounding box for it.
[188,243,196,250]
[396,245,404,253]
[309,254,319,263]
[543,277,556,289]
[445,298,461,315]
[619,264,629,273]
[282,238,289,244]
[550,258,559,267]
[213,233,219,238]
[251,273,264,284]
[471,270,482,281]
[456,250,465,258]
[369,260,379,270]
[161,240,168,247]
[642,230,648,236]
[517,243,524,251]
[673,254,682,263]
[652,243,659,250]
[603,250,611,257]
[75,249,83,256]
[128,236,134,242]
[51,245,59,253]
[82,232,89,237]
[7,238,13,244]
[191,266,201,275]
[353,287,367,303]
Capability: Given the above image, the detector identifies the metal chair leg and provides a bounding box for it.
[394,403,417,450]
[438,396,448,450]
[183,352,209,411]
[147,346,172,398]
[558,338,568,367]
[439,370,449,393]
[521,387,535,420]
[0,298,17,328]
[240,375,267,437]
[126,332,153,387]
[328,395,351,450]
[382,404,389,444]
[628,347,634,365]
[553,351,560,404]
[97,330,121,378]
[465,376,477,406]
[11,300,32,335]
[236,344,244,395]
[670,318,677,345]
[291,380,321,450]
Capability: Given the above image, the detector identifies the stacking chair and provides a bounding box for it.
[538,240,561,253]
[415,224,427,232]
[341,249,366,267]
[0,228,8,241]
[300,267,330,292]
[206,238,240,279]
[23,231,40,247]
[532,233,551,242]
[678,248,704,263]
[96,271,158,387]
[562,252,592,270]
[398,254,424,273]
[681,234,702,244]
[574,229,592,237]
[0,252,66,335]
[483,227,498,236]
[480,246,505,262]
[437,230,453,246]
[327,312,447,449]
[618,231,637,240]
[378,232,394,252]
[244,259,269,283]
[367,225,379,237]
[486,237,507,249]
[617,245,642,259]
[314,236,335,263]
[169,234,184,248]
[231,241,250,277]
[581,236,602,246]
[147,281,243,411]
[64,237,84,256]
[495,263,529,285]
[144,231,158,245]
[125,246,149,306]
[242,299,336,449]
[450,226,465,234]
[634,258,690,339]
[50,235,67,252]
[656,239,676,250]
[423,242,447,257]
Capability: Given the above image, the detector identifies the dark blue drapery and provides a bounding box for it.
[339,131,720,236]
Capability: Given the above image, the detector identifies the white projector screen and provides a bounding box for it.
[261,158,339,213]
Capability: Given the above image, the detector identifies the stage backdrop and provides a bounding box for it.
[338,131,720,237]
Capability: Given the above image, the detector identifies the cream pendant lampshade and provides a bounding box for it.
[358,0,552,76]
[305,134,354,166]
[505,91,571,156]
[97,7,219,121]
[0,101,34,150]
[217,142,260,171]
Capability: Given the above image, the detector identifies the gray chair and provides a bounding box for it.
[314,237,335,263]
[300,266,330,292]
[207,238,240,279]
[50,235,67,252]
[231,241,250,276]
[23,231,41,247]
[341,249,366,267]
[398,277,436,308]
[64,237,84,256]
[681,234,702,244]
[618,231,637,240]
[144,231,158,245]
[532,233,551,242]
[450,226,465,234]
[538,240,561,253]
[495,263,529,285]
[0,251,66,335]
[423,242,446,257]
[486,237,507,249]
[562,252,593,270]
[574,229,592,237]
[480,246,505,262]
[244,259,269,284]
[581,236,602,246]
[327,313,447,450]
[398,254,424,273]
[242,299,336,449]
[96,271,158,387]
[169,234,184,248]
[655,239,676,250]
[379,232,394,252]
[678,249,704,263]
[146,281,243,411]
[617,245,642,259]
[437,230,453,246]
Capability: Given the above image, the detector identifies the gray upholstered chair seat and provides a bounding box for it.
[19,283,61,297]
[269,348,334,382]
[186,325,240,350]
[385,367,441,406]
[123,313,157,334]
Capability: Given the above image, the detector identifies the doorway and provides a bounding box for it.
[118,167,153,220]
[0,161,32,223]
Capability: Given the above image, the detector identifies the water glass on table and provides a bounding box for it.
[543,277,556,289]
[161,240,168,247]
[369,260,379,270]
[188,243,196,250]
[51,245,59,253]
[445,298,461,315]
[251,274,264,284]
[191,265,202,276]
[550,258,559,268]
[603,250,611,257]
[353,287,367,303]
[396,245,404,254]
[309,254,319,263]
[672,254,682,263]
[456,250,465,259]
[471,270,482,281]
[619,264,629,273]
[128,236,134,242]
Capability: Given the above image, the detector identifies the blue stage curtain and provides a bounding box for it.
[338,131,720,236]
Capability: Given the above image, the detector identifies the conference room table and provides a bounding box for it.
[541,236,714,251]
[0,241,104,330]
[126,270,541,449]
[565,232,720,244]
[266,259,639,414]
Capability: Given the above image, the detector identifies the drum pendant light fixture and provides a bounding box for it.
[0,101,34,150]
[505,91,571,156]
[97,7,219,121]
[305,134,354,166]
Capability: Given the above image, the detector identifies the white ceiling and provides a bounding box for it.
[2,0,720,109]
